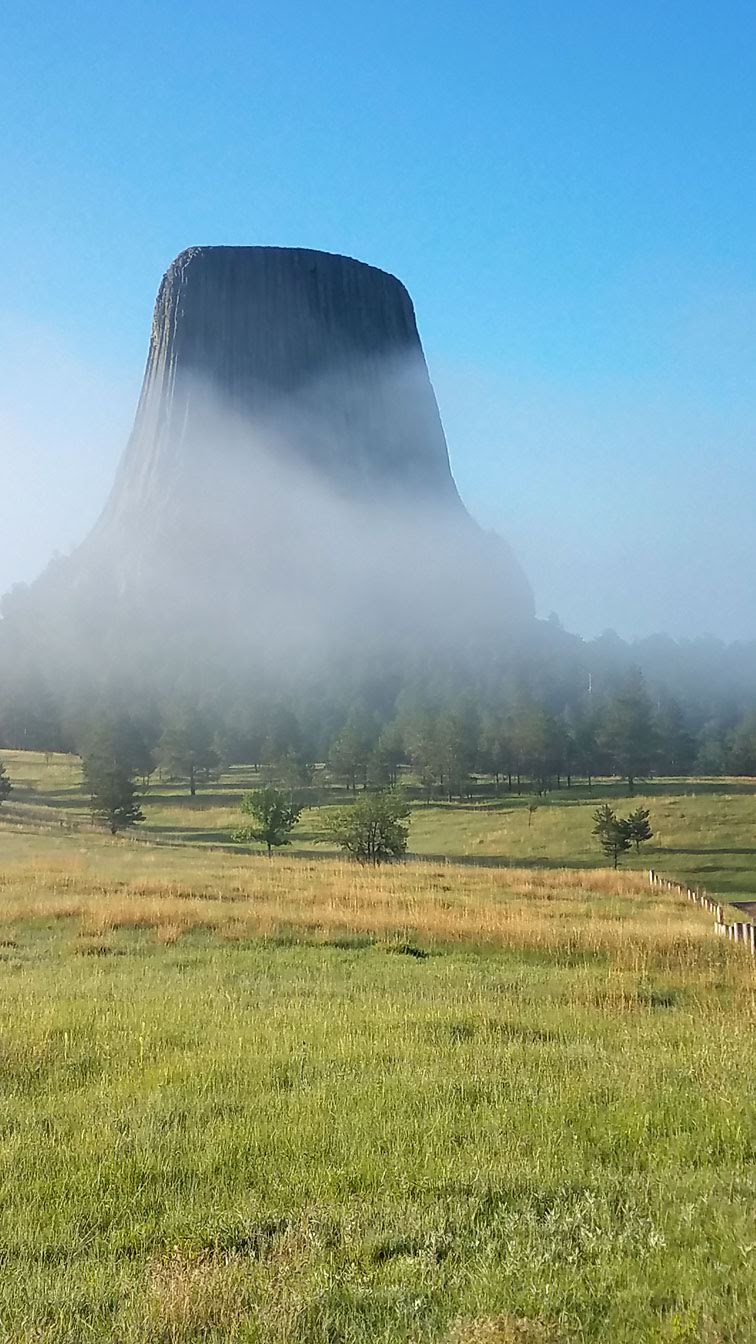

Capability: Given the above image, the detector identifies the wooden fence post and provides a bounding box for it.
[655,868,755,955]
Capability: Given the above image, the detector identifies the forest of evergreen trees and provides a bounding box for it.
[3,651,756,800]
[4,568,756,799]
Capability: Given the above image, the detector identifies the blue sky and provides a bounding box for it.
[2,0,755,638]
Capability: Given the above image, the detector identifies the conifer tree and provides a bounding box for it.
[599,672,657,794]
[83,758,144,835]
[156,711,219,796]
[626,806,653,854]
[592,802,632,869]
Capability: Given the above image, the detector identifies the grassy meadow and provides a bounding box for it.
[0,753,754,1340]
[3,750,756,908]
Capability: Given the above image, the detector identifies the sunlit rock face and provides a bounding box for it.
[8,247,534,678]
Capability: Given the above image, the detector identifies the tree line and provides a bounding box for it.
[5,669,756,814]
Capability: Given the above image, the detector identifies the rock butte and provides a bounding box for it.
[101,246,465,527]
[12,247,534,665]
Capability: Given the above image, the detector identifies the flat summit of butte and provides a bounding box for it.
[10,246,534,667]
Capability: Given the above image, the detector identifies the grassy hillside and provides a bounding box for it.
[409,787,756,907]
[0,828,753,1341]
[3,751,756,908]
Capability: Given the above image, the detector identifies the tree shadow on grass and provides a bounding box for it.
[655,845,756,857]
[425,779,756,808]
[12,787,86,809]
[408,851,601,872]
[141,826,237,846]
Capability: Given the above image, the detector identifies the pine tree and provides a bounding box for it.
[694,725,728,775]
[479,712,513,793]
[79,713,154,785]
[156,711,219,796]
[565,706,600,788]
[406,712,443,803]
[83,759,144,835]
[625,806,653,853]
[592,802,632,869]
[511,704,562,793]
[655,698,696,776]
[328,710,375,792]
[599,672,657,794]
[435,708,477,801]
[260,750,313,792]
[726,711,756,776]
[0,671,62,751]
[367,723,405,788]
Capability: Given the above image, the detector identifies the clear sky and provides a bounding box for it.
[2,0,755,640]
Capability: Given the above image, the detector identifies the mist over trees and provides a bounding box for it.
[5,639,756,804]
[2,483,756,798]
[155,711,220,796]
[3,244,756,798]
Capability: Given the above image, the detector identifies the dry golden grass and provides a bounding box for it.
[144,1247,249,1337]
[0,835,748,975]
[0,827,752,1341]
[447,1319,558,1344]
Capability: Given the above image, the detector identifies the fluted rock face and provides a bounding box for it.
[100,246,463,536]
[21,247,532,674]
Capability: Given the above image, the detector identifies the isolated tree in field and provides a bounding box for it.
[83,758,145,835]
[592,802,632,869]
[320,790,410,864]
[625,806,653,854]
[232,786,302,856]
[0,760,11,807]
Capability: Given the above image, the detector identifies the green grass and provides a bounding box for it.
[4,752,756,910]
[0,816,752,1340]
[409,784,756,909]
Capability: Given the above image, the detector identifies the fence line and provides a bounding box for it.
[648,869,755,954]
